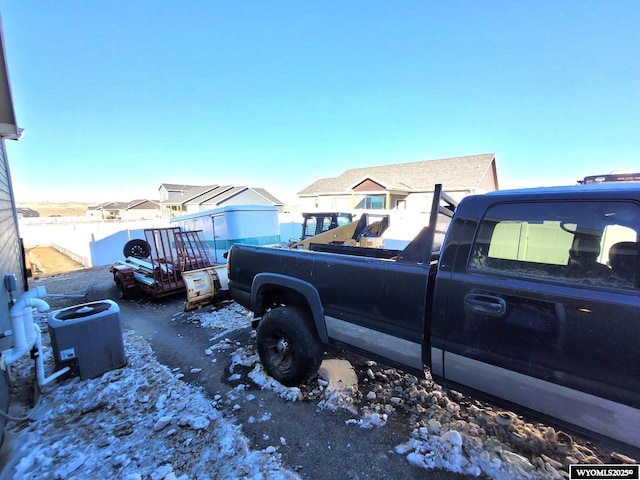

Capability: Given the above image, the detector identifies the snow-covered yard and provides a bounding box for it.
[0,302,634,479]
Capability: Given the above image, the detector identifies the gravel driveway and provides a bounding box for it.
[17,266,635,479]
[27,266,475,480]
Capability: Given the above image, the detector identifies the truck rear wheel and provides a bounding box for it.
[257,306,323,386]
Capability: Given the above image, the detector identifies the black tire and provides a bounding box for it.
[257,306,323,386]
[123,239,150,259]
[114,272,128,299]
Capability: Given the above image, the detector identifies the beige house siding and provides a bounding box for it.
[329,195,351,210]
[299,196,318,211]
[312,194,347,211]
[389,194,407,209]
[478,163,499,192]
[121,208,160,221]
[404,193,432,212]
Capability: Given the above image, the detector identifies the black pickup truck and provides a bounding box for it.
[227,183,640,450]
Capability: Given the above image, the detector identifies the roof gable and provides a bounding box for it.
[351,177,388,192]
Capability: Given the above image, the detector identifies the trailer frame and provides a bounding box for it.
[111,227,213,299]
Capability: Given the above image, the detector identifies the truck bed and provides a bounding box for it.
[229,243,438,375]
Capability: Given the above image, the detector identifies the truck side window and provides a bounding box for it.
[468,201,640,290]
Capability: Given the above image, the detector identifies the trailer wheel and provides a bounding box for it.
[123,239,150,259]
[257,306,323,386]
[114,272,129,299]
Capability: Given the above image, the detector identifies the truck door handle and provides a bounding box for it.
[464,294,507,316]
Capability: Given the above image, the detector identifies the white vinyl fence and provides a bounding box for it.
[19,217,170,267]
[18,209,426,268]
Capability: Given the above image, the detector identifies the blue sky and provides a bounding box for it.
[0,1,638,204]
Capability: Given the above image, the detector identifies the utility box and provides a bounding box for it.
[48,300,127,380]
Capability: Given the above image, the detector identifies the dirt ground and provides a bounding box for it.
[23,267,471,480]
[17,202,93,218]
[25,246,85,278]
[16,249,638,478]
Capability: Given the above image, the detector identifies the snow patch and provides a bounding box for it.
[0,329,299,480]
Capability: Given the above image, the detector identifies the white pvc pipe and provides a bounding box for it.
[23,298,49,347]
[10,308,28,350]
[34,323,70,386]
[2,287,51,370]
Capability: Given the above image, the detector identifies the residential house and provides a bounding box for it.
[158,184,200,217]
[119,199,160,220]
[86,199,160,220]
[0,19,27,438]
[158,184,200,202]
[159,183,284,218]
[16,207,39,218]
[297,153,498,212]
[86,202,121,219]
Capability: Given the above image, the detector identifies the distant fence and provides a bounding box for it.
[19,218,170,267]
[19,210,425,268]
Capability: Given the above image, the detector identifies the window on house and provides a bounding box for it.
[364,195,385,209]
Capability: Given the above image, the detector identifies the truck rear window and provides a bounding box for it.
[468,201,640,290]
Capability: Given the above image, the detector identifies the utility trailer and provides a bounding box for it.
[110,227,226,304]
[170,205,281,263]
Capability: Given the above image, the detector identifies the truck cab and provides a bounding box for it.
[433,182,640,448]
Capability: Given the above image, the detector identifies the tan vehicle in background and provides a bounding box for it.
[289,212,390,250]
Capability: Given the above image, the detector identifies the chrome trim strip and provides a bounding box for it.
[325,316,423,370]
[445,352,640,448]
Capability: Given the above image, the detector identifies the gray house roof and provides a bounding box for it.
[87,199,159,211]
[125,199,159,210]
[164,184,284,208]
[298,153,497,195]
[195,186,246,206]
[186,185,234,205]
[162,185,220,206]
[87,202,118,211]
[200,185,283,207]
[252,188,284,206]
[159,183,201,192]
